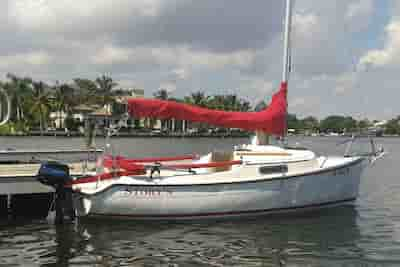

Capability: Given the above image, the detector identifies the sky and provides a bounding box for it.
[1,0,399,120]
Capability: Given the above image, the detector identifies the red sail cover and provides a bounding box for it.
[128,82,287,136]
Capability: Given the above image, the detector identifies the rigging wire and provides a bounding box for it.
[342,14,367,122]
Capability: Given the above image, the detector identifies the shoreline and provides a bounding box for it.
[0,132,398,138]
[0,131,252,138]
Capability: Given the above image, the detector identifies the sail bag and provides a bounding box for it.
[127,83,287,136]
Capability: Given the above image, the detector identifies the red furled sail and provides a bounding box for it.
[128,82,287,136]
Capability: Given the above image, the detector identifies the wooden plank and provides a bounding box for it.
[0,149,102,163]
[0,162,96,195]
[0,162,96,178]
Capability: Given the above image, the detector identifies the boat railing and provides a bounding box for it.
[343,135,385,164]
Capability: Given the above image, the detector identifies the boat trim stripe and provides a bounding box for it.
[89,197,356,218]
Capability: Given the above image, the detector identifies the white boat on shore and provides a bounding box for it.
[37,0,383,222]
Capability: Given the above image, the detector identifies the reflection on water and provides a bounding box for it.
[3,207,397,266]
[78,207,363,267]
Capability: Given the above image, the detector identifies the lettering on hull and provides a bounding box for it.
[116,186,173,198]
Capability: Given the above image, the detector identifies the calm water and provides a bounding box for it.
[0,136,399,266]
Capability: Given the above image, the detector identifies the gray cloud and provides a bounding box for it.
[1,0,398,119]
[127,0,284,52]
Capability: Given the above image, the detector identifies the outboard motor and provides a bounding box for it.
[37,162,75,224]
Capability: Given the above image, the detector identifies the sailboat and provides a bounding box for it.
[38,0,383,220]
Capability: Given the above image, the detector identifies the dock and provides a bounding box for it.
[0,162,96,218]
[0,148,102,164]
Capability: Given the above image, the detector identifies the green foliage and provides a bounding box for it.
[73,78,98,105]
[134,119,141,129]
[254,100,267,112]
[302,116,319,130]
[0,121,29,135]
[357,119,371,130]
[384,117,400,135]
[154,89,169,100]
[30,81,51,134]
[320,116,357,133]
[65,117,80,131]
[95,75,118,106]
[185,91,210,107]
[0,123,12,135]
[287,114,301,130]
[4,73,33,122]
[1,73,400,136]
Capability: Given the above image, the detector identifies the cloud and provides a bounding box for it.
[0,51,52,69]
[90,44,256,71]
[0,0,398,119]
[91,45,133,65]
[9,0,162,32]
[333,72,357,95]
[345,0,374,31]
[158,68,190,93]
[8,0,284,52]
[237,77,275,104]
[159,81,177,93]
[171,68,189,80]
[359,20,400,68]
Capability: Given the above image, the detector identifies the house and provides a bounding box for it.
[49,111,68,129]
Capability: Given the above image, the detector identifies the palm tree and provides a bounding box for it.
[184,91,211,132]
[52,82,75,129]
[153,89,169,100]
[5,73,32,122]
[208,95,225,110]
[254,100,267,112]
[223,94,239,111]
[95,75,118,108]
[60,83,75,113]
[73,78,98,105]
[239,99,251,112]
[185,91,210,107]
[30,81,51,135]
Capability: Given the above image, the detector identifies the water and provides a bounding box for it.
[0,136,399,266]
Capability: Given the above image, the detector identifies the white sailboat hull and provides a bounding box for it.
[74,157,365,220]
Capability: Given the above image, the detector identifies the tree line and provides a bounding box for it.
[0,73,399,136]
[0,73,119,134]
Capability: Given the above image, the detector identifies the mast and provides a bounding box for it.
[256,0,292,145]
[281,0,292,140]
[282,0,293,84]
